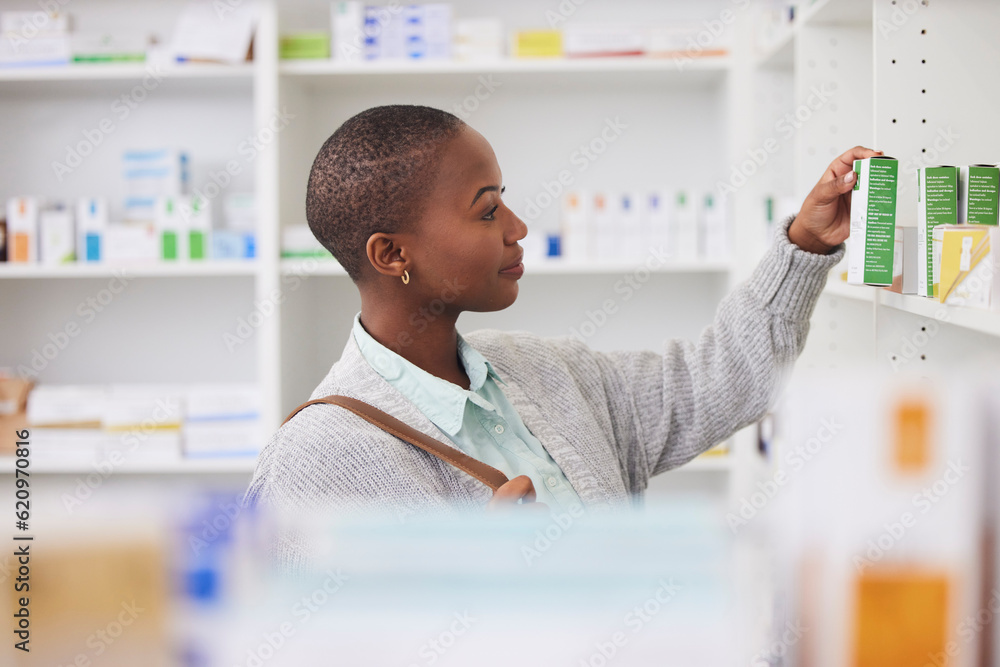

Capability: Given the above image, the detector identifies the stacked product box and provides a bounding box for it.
[182,384,262,458]
[848,156,898,286]
[917,165,959,297]
[958,164,1000,226]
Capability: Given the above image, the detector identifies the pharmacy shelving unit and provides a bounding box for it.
[0,1,813,503]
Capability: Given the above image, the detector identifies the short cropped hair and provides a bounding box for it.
[305,105,466,281]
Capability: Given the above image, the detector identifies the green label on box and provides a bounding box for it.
[863,159,898,285]
[923,166,959,293]
[189,231,205,260]
[162,231,178,260]
[966,166,999,225]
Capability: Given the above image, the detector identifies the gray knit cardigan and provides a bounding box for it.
[245,220,842,521]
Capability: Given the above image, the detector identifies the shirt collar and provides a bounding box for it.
[351,313,503,435]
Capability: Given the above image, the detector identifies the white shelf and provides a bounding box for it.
[823,278,878,303]
[280,55,730,77]
[0,62,255,82]
[878,291,1000,338]
[798,0,873,26]
[0,262,259,279]
[279,258,730,277]
[0,456,257,475]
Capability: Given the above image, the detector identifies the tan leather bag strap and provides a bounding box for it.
[282,394,509,493]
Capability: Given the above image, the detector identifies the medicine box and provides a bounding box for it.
[76,198,107,262]
[38,203,75,265]
[674,191,698,260]
[123,149,189,222]
[454,18,504,61]
[563,24,645,58]
[181,196,212,260]
[104,223,158,263]
[643,192,671,258]
[155,196,187,261]
[560,192,590,262]
[779,373,986,667]
[6,196,37,263]
[916,165,958,296]
[934,225,996,308]
[511,30,562,58]
[848,157,898,286]
[331,1,364,62]
[701,193,728,260]
[958,164,1000,226]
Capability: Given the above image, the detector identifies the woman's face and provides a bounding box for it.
[400,126,528,313]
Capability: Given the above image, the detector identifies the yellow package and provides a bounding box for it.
[936,225,996,307]
[511,30,562,58]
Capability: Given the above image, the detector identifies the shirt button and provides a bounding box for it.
[494,424,504,434]
[546,476,558,488]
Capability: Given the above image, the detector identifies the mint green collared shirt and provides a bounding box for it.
[352,314,583,513]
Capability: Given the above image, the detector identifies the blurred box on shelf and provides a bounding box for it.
[933,225,997,308]
[454,18,503,61]
[0,10,70,67]
[0,373,33,456]
[104,384,184,432]
[563,24,644,58]
[282,224,331,258]
[280,32,330,59]
[6,196,37,263]
[700,193,728,260]
[644,192,671,258]
[27,384,105,428]
[184,383,261,457]
[224,192,255,230]
[511,30,562,58]
[560,191,590,262]
[778,373,987,667]
[404,4,452,60]
[77,197,108,263]
[39,202,75,265]
[71,33,147,63]
[888,226,917,294]
[169,0,255,64]
[331,1,364,62]
[211,230,255,259]
[104,222,158,263]
[916,165,958,296]
[674,191,698,260]
[648,23,729,59]
[181,195,212,260]
[30,429,111,466]
[123,149,189,222]
[848,157,898,286]
[958,164,999,226]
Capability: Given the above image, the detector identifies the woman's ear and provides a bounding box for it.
[365,233,408,279]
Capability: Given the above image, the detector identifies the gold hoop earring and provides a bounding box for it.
[401,270,410,285]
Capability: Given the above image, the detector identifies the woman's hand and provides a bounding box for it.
[788,145,884,254]
[487,475,549,512]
